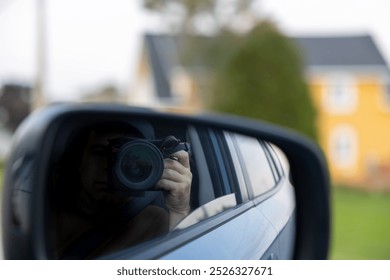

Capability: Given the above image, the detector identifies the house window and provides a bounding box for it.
[385,83,390,105]
[376,80,390,112]
[324,74,357,114]
[329,125,358,169]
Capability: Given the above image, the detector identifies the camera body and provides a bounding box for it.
[107,135,189,195]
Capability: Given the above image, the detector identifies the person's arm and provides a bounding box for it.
[155,150,192,230]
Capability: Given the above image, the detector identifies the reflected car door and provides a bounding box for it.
[157,129,296,260]
[229,133,296,260]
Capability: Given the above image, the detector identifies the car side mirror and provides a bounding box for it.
[1,103,330,259]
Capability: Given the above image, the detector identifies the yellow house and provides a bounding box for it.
[130,34,390,188]
[294,35,390,188]
[128,34,201,114]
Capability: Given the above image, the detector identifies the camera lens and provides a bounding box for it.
[114,140,164,191]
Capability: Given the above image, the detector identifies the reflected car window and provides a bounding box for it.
[270,144,290,175]
[233,133,276,197]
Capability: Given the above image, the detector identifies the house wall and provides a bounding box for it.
[310,71,390,188]
[128,48,159,107]
[129,49,201,113]
[169,67,203,114]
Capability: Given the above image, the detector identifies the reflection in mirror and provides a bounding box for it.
[48,118,295,259]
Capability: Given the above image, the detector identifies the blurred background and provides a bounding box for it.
[1,0,390,259]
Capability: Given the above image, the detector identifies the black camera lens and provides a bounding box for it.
[114,140,164,191]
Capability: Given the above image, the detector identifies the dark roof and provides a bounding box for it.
[145,34,179,99]
[144,34,215,100]
[292,35,387,67]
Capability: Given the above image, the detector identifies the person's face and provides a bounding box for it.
[79,130,130,209]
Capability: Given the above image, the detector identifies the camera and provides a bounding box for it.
[107,135,189,194]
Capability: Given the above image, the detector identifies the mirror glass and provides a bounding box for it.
[46,117,295,259]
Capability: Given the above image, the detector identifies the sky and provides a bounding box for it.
[0,0,390,102]
[261,0,390,61]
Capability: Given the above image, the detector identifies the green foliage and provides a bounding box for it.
[144,1,318,141]
[208,21,317,141]
[144,0,215,12]
[143,0,256,34]
[143,0,216,33]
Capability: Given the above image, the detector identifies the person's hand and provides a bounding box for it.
[155,150,192,229]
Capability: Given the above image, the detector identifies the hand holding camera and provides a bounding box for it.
[108,135,190,194]
[155,149,192,229]
[107,135,192,229]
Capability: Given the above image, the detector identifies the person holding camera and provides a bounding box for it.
[52,123,192,259]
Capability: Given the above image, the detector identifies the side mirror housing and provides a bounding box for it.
[1,103,330,259]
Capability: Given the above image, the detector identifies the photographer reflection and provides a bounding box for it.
[52,122,192,259]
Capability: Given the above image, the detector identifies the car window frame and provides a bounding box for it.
[261,140,281,183]
[265,142,286,177]
[223,131,249,203]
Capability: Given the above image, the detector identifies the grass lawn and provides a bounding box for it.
[330,187,390,259]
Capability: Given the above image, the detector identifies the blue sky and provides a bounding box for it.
[1,0,389,102]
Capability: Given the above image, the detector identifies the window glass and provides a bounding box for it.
[324,74,357,114]
[224,131,249,202]
[233,133,276,197]
[329,125,358,169]
[385,84,390,106]
[262,142,280,182]
[268,143,289,176]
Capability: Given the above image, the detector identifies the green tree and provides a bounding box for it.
[144,1,317,141]
[143,0,257,34]
[209,21,317,141]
